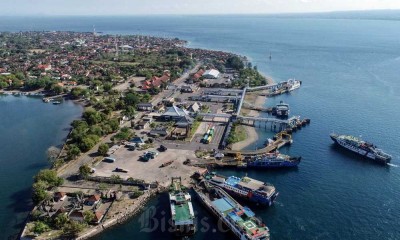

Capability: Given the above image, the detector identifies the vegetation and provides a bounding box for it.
[112,127,133,142]
[31,221,51,234]
[32,169,63,203]
[61,221,85,238]
[226,56,245,70]
[232,67,267,87]
[226,123,248,144]
[79,164,92,179]
[98,143,109,156]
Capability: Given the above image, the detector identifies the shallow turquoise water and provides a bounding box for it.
[1,13,400,239]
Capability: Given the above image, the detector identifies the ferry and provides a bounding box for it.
[247,152,301,168]
[276,101,290,118]
[330,133,392,164]
[194,184,270,240]
[205,172,278,206]
[169,177,196,236]
[286,79,301,92]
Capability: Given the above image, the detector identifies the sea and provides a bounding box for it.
[0,12,399,240]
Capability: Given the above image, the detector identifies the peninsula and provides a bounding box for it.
[0,31,304,239]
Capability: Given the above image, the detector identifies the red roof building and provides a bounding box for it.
[142,71,170,90]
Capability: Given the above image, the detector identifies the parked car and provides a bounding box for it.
[115,168,129,173]
[103,157,116,163]
[159,145,168,152]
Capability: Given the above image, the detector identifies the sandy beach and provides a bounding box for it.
[232,94,266,150]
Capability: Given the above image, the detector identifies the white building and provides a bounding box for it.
[202,69,220,79]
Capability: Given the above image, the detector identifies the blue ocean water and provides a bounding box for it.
[1,13,399,239]
[0,96,82,239]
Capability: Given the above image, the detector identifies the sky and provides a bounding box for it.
[2,0,400,16]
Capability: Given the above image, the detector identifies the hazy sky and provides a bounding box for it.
[2,0,400,16]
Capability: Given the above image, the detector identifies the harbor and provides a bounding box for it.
[2,15,398,240]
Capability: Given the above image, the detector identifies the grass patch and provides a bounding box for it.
[227,123,248,144]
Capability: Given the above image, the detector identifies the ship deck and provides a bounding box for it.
[173,202,192,223]
[212,197,268,238]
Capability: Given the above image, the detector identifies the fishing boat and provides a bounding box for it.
[194,184,270,240]
[205,172,278,206]
[169,177,196,236]
[330,133,392,164]
[247,152,301,168]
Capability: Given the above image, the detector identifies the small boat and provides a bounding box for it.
[52,101,61,105]
[330,133,392,164]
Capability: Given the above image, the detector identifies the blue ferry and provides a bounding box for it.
[247,152,301,168]
[205,172,278,206]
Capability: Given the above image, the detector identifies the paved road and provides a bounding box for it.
[58,63,202,178]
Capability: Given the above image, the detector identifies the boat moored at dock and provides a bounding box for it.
[275,101,290,118]
[247,152,301,168]
[169,177,196,236]
[330,133,392,164]
[286,79,301,92]
[194,184,270,240]
[205,172,278,206]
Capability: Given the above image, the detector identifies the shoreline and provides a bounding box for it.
[231,70,273,151]
[14,31,275,239]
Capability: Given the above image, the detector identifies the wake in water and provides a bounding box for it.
[386,163,399,167]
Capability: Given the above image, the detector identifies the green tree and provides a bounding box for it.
[98,143,109,156]
[67,144,81,160]
[83,210,95,224]
[32,221,50,234]
[79,164,92,179]
[78,136,97,152]
[34,169,63,187]
[54,214,69,229]
[83,109,104,125]
[32,181,50,203]
[62,221,85,238]
[226,56,244,70]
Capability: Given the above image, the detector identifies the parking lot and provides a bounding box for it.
[92,145,198,187]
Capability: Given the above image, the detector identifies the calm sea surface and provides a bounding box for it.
[1,13,400,239]
[0,96,82,239]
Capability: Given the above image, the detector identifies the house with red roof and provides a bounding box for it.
[37,64,52,71]
[142,71,170,91]
[86,194,101,206]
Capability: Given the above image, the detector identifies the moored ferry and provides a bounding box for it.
[169,177,196,236]
[330,133,392,164]
[205,172,278,206]
[286,79,301,92]
[247,152,301,168]
[194,184,270,240]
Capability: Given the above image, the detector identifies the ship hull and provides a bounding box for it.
[247,157,301,168]
[222,187,278,206]
[194,187,270,240]
[330,135,390,164]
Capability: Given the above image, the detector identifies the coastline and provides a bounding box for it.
[12,31,276,239]
[231,73,273,151]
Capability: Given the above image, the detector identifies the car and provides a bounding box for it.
[103,157,116,163]
[115,168,129,173]
[159,145,168,152]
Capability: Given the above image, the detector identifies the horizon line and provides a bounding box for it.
[1,8,400,17]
